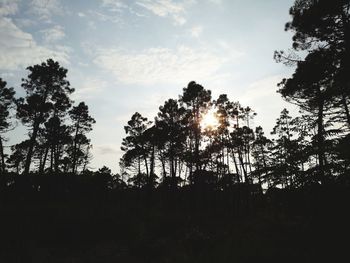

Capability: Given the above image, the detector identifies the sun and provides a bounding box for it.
[200,109,219,130]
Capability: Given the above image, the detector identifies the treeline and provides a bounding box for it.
[1,0,350,193]
[120,0,350,190]
[118,82,347,190]
[0,59,95,175]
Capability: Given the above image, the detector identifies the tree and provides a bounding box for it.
[180,81,211,174]
[6,141,29,174]
[278,49,335,184]
[270,109,300,187]
[252,126,272,186]
[275,0,350,184]
[213,94,233,177]
[279,0,350,121]
[229,126,254,183]
[155,99,186,188]
[46,117,72,172]
[17,59,74,174]
[69,102,95,174]
[121,112,151,178]
[0,78,15,174]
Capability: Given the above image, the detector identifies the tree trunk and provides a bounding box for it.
[317,90,326,184]
[50,145,54,172]
[0,136,5,174]
[194,106,200,172]
[40,145,49,173]
[71,123,80,173]
[138,156,141,175]
[143,155,149,177]
[226,147,230,174]
[260,144,268,183]
[232,152,240,183]
[24,120,40,174]
[238,149,247,183]
[54,145,60,173]
[160,154,167,179]
[195,135,200,171]
[149,145,155,188]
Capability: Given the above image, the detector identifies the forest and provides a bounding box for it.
[0,0,350,262]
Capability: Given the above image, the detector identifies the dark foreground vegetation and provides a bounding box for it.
[0,174,349,263]
[1,0,350,262]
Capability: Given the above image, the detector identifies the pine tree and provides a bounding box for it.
[69,102,95,173]
[0,78,15,174]
[17,59,74,174]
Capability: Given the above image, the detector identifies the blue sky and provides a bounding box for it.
[0,0,299,172]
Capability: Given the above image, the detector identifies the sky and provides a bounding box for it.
[0,0,299,173]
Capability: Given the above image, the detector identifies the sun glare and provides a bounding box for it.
[200,109,219,130]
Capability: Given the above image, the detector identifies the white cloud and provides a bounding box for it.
[15,18,36,27]
[137,0,184,16]
[87,10,124,25]
[190,25,203,38]
[96,145,119,155]
[72,77,108,100]
[29,0,63,21]
[40,25,65,43]
[98,0,194,25]
[0,0,19,16]
[136,0,194,25]
[0,17,69,70]
[93,45,239,85]
[101,0,128,12]
[77,12,86,17]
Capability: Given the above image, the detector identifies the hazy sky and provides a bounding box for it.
[0,0,299,172]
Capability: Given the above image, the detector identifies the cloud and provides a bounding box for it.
[0,0,19,16]
[98,0,194,25]
[190,25,203,38]
[14,18,36,27]
[93,45,239,85]
[72,77,108,100]
[0,17,69,70]
[40,25,65,43]
[96,145,119,155]
[136,0,194,25]
[29,0,64,21]
[101,0,128,12]
[87,10,124,25]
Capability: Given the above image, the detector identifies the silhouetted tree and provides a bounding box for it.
[6,140,29,174]
[180,81,211,176]
[276,0,350,184]
[213,94,232,177]
[69,102,95,174]
[252,126,272,186]
[121,112,151,179]
[278,49,336,184]
[17,59,74,174]
[155,99,186,188]
[270,109,300,187]
[0,78,15,174]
